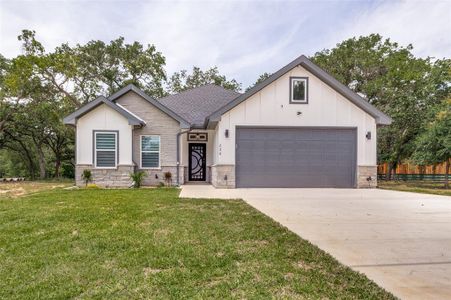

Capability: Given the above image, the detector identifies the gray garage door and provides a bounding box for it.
[236,127,357,188]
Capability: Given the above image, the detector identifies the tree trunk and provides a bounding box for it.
[445,160,449,189]
[392,162,399,181]
[386,162,395,181]
[385,163,391,180]
[36,145,46,179]
[18,148,35,180]
[54,158,61,178]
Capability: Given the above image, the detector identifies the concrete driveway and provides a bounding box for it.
[180,186,451,299]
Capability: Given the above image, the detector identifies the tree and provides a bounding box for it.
[0,30,168,179]
[166,66,241,94]
[245,72,271,92]
[312,34,451,179]
[15,30,167,107]
[411,99,451,188]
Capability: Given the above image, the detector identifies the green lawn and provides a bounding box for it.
[379,180,451,196]
[0,188,394,299]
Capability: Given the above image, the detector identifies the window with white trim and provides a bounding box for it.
[290,77,308,104]
[95,132,117,168]
[141,135,160,168]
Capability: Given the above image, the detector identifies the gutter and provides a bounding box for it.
[176,128,191,186]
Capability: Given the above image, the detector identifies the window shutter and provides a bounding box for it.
[96,133,117,167]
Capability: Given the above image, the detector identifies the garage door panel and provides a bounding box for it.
[236,127,356,188]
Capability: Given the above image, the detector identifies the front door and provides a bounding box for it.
[189,143,206,181]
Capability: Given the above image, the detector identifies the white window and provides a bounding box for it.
[94,132,117,168]
[141,135,160,168]
[290,77,308,104]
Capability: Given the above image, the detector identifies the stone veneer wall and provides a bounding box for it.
[211,165,235,188]
[140,166,183,186]
[76,164,184,187]
[357,165,377,188]
[76,164,134,187]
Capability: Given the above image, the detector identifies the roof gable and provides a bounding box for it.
[109,84,190,128]
[208,55,391,125]
[63,96,145,126]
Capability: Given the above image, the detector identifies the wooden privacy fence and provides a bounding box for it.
[378,160,450,181]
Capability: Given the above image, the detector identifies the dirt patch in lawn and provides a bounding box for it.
[0,181,73,198]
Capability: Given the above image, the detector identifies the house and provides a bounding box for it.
[63,55,391,188]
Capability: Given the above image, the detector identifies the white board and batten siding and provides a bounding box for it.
[214,65,377,166]
[76,104,133,165]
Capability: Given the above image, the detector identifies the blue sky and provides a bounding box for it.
[1,0,450,88]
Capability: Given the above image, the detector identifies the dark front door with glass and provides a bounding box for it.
[188,143,206,181]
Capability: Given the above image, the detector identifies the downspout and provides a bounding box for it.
[132,124,143,172]
[176,128,191,186]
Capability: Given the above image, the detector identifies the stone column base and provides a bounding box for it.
[357,166,377,188]
[211,165,235,188]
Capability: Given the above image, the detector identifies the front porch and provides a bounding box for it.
[179,130,236,188]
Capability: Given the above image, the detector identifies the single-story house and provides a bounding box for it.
[63,55,391,188]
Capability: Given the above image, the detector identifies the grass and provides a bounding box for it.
[0,188,394,299]
[0,179,73,198]
[379,180,451,196]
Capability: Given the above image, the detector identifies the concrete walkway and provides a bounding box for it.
[180,185,451,299]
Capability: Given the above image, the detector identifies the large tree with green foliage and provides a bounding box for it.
[312,34,451,178]
[411,99,450,188]
[0,30,169,179]
[166,66,241,94]
[15,30,168,106]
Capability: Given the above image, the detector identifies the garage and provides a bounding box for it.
[235,127,357,188]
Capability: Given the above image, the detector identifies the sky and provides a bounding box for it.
[0,0,450,88]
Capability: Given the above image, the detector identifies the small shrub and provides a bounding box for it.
[81,170,92,187]
[164,172,172,186]
[130,171,147,188]
[158,182,165,188]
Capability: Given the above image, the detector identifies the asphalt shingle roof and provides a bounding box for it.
[158,84,241,127]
